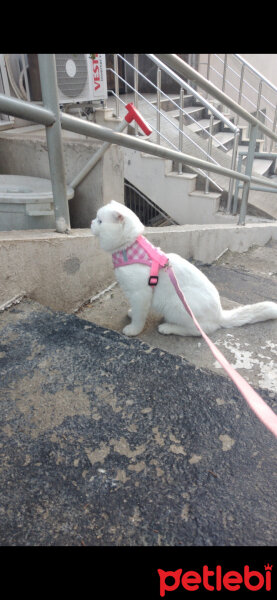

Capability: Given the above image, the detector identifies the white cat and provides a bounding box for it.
[91,200,277,337]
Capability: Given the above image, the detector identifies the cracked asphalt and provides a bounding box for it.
[0,291,276,546]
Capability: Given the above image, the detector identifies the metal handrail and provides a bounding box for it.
[110,53,240,195]
[147,54,238,134]
[114,54,231,154]
[157,54,277,144]
[1,92,277,200]
[106,80,223,191]
[107,60,224,192]
[0,94,55,126]
[204,54,277,152]
[212,55,276,129]
[215,55,276,112]
[235,54,277,96]
[59,112,277,191]
[117,54,231,151]
[1,54,277,231]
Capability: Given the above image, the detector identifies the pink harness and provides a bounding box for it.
[112,235,277,438]
[112,234,168,286]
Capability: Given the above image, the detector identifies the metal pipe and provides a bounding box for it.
[270,105,277,152]
[256,79,263,118]
[238,123,259,225]
[221,54,228,112]
[70,119,128,189]
[207,54,211,77]
[237,63,245,113]
[134,54,138,136]
[156,54,277,144]
[178,87,184,174]
[0,92,55,126]
[156,68,161,145]
[60,111,277,191]
[238,151,277,160]
[226,130,239,213]
[38,54,71,233]
[114,55,120,118]
[232,153,243,215]
[245,185,277,193]
[205,114,214,194]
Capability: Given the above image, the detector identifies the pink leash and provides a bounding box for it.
[118,235,277,437]
[166,266,277,438]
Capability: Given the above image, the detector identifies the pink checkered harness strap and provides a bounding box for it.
[112,235,169,286]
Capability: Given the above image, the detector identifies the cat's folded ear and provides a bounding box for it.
[112,210,124,223]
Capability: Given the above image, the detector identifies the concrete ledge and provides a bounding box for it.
[1,221,277,312]
[145,221,277,263]
[0,229,114,312]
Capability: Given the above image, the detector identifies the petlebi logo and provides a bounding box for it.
[158,563,273,594]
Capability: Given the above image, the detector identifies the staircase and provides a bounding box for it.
[106,54,277,224]
[121,92,275,225]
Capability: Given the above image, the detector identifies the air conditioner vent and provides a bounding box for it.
[56,54,89,99]
[55,54,107,104]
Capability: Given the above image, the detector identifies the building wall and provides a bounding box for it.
[0,133,124,229]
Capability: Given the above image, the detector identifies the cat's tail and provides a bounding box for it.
[220,301,277,329]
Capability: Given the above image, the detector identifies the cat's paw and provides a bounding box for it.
[123,324,142,337]
[158,323,173,335]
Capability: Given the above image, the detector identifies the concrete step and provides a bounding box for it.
[212,131,235,151]
[188,190,222,218]
[158,94,195,111]
[26,209,54,217]
[181,105,206,124]
[187,118,221,136]
[165,105,206,126]
[252,158,274,176]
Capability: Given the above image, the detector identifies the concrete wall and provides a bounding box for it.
[0,132,124,229]
[1,222,277,313]
[0,229,115,312]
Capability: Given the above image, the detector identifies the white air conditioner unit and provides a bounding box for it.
[55,54,107,104]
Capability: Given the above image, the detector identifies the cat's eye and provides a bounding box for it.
[97,218,102,224]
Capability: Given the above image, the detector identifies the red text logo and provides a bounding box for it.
[158,564,272,594]
[92,54,100,91]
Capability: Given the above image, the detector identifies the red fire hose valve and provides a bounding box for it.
[124,103,152,136]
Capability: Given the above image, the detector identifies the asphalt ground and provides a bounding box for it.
[0,290,276,546]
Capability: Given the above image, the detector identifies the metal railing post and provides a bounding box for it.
[156,67,161,145]
[69,119,128,189]
[134,54,139,136]
[235,63,245,127]
[220,54,228,112]
[205,113,214,194]
[232,153,243,215]
[178,87,184,174]
[207,54,211,81]
[113,54,120,118]
[206,54,211,101]
[38,54,70,233]
[226,130,239,213]
[238,123,258,225]
[270,104,277,152]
